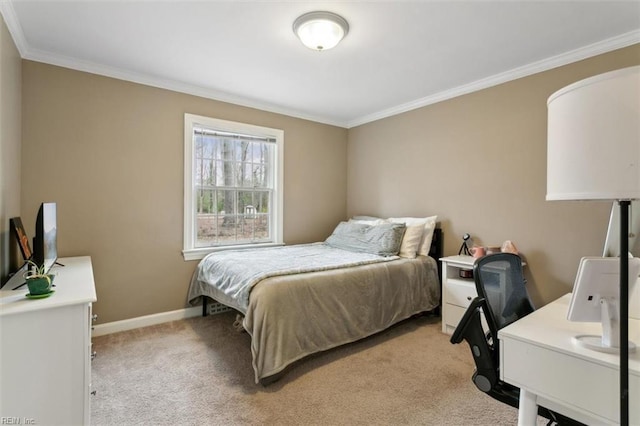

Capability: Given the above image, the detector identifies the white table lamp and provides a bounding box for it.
[547,65,639,426]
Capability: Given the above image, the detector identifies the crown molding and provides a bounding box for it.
[21,47,348,128]
[0,0,347,128]
[2,0,637,130]
[347,30,640,128]
[0,1,28,56]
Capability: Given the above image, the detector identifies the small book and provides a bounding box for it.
[10,217,32,261]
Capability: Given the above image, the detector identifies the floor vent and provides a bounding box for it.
[208,301,233,315]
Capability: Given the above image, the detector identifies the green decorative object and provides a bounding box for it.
[25,289,55,299]
[26,276,52,296]
[23,260,54,296]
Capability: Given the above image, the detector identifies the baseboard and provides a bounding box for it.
[92,306,202,337]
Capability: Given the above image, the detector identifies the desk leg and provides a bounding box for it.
[518,389,538,426]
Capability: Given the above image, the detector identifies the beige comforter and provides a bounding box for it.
[243,255,440,383]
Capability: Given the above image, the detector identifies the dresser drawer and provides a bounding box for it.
[445,278,477,308]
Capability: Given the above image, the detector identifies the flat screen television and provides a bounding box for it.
[32,202,58,273]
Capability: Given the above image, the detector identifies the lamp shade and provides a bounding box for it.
[547,66,640,201]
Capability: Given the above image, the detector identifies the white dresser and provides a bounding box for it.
[0,257,96,425]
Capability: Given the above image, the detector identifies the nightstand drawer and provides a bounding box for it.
[443,304,468,334]
[445,278,477,308]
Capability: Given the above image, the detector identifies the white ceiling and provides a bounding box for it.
[2,1,640,128]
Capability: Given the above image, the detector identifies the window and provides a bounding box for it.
[183,114,283,260]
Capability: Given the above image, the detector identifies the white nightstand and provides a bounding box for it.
[440,255,477,334]
[440,254,527,334]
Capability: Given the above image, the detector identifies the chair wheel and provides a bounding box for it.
[473,371,492,392]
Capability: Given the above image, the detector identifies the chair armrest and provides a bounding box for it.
[450,297,486,344]
[450,297,499,393]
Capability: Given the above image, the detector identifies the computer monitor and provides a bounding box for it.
[567,256,640,353]
[602,200,640,319]
[602,200,639,258]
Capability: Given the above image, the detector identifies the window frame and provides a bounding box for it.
[183,113,284,261]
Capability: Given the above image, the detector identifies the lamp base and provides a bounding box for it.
[573,334,637,354]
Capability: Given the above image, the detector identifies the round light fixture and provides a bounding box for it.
[293,11,349,51]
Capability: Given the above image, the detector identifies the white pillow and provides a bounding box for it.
[417,215,438,256]
[351,215,383,222]
[349,216,387,226]
[388,217,429,259]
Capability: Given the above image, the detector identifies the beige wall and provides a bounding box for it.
[0,14,21,283]
[14,43,640,321]
[21,61,348,323]
[348,44,640,307]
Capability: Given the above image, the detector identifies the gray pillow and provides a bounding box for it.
[325,221,406,256]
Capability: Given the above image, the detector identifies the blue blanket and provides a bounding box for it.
[189,243,398,313]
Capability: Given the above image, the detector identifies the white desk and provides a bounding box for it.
[498,294,640,425]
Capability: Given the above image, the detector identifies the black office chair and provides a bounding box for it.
[450,253,583,426]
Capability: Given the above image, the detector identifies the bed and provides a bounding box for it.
[187,217,443,384]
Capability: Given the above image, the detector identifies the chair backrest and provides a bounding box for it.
[452,253,583,425]
[473,253,534,340]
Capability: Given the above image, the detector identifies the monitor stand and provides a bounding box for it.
[573,336,637,354]
[573,298,637,354]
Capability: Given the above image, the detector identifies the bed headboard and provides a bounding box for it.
[428,227,443,260]
[428,227,444,284]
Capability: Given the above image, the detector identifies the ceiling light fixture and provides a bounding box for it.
[293,11,349,51]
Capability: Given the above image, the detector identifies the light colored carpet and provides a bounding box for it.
[91,312,526,425]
